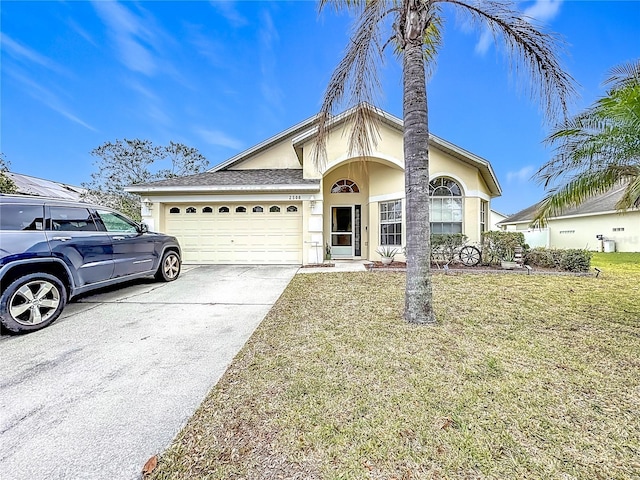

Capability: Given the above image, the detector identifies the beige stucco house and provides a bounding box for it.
[127,107,501,264]
[498,184,640,252]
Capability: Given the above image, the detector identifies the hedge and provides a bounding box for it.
[525,247,592,272]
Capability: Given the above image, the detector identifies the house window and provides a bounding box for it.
[380,200,402,246]
[186,207,197,214]
[169,207,180,214]
[202,207,213,213]
[331,179,359,193]
[218,206,229,213]
[613,227,624,232]
[252,206,264,213]
[287,206,298,213]
[480,200,488,232]
[430,177,463,234]
[236,206,247,213]
[269,206,281,213]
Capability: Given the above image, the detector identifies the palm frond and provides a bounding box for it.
[312,0,389,171]
[531,169,627,227]
[603,59,640,90]
[440,0,575,120]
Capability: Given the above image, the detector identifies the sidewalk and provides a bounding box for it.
[297,260,372,274]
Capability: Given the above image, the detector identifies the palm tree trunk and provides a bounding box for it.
[403,40,436,325]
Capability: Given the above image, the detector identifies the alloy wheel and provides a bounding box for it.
[9,280,61,326]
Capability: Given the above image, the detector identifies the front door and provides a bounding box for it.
[331,205,362,258]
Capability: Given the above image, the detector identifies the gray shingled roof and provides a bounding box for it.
[500,184,630,224]
[131,169,319,188]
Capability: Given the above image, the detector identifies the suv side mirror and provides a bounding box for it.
[139,223,149,234]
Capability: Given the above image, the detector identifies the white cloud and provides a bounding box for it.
[6,68,97,132]
[0,33,68,75]
[92,1,159,76]
[475,0,563,55]
[195,128,244,150]
[258,10,284,114]
[507,165,535,183]
[475,30,493,55]
[209,1,248,27]
[523,0,563,23]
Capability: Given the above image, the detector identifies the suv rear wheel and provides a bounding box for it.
[0,273,67,333]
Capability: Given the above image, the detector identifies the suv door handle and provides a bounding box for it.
[112,236,125,241]
[51,236,72,242]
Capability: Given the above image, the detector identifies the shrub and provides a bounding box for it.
[525,247,560,269]
[525,248,592,272]
[560,249,592,272]
[481,231,525,265]
[431,234,467,263]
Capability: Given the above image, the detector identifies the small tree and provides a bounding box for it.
[533,59,640,225]
[0,154,18,194]
[84,139,208,220]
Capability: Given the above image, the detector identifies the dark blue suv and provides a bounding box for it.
[0,195,181,334]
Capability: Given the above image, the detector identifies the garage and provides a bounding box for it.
[163,202,303,264]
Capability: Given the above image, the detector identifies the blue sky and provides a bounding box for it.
[1,1,638,214]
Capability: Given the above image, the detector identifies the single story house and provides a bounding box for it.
[127,107,502,265]
[498,184,640,252]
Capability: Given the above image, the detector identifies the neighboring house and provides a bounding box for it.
[127,107,501,265]
[498,184,640,252]
[3,172,85,200]
[490,209,508,231]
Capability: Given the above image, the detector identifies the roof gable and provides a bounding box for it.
[210,105,501,196]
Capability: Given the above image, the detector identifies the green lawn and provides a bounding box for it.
[150,253,640,479]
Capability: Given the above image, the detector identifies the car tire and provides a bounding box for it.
[155,251,181,282]
[0,273,67,334]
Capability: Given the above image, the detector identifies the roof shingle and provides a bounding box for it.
[131,169,319,188]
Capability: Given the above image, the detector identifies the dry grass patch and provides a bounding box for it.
[151,258,640,479]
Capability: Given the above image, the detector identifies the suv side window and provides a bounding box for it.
[48,207,98,232]
[96,210,138,233]
[0,205,45,231]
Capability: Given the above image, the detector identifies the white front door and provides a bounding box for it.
[331,206,353,258]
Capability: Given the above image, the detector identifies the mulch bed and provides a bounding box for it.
[366,261,594,276]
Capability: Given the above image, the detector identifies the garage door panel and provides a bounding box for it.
[164,203,302,264]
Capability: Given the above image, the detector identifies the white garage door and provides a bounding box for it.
[163,203,302,264]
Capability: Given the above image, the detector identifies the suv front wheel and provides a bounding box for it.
[0,273,67,334]
[155,251,181,282]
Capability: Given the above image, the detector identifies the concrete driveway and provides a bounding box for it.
[0,265,297,480]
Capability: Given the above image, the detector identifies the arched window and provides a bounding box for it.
[186,207,197,214]
[202,206,213,213]
[331,179,359,193]
[429,177,463,234]
[218,206,230,213]
[235,206,247,213]
[169,207,180,214]
[286,205,298,213]
[252,206,264,213]
[269,206,281,213]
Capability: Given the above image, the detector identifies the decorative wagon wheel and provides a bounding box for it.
[459,245,481,266]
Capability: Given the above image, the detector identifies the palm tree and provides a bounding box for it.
[533,59,640,226]
[314,0,574,324]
